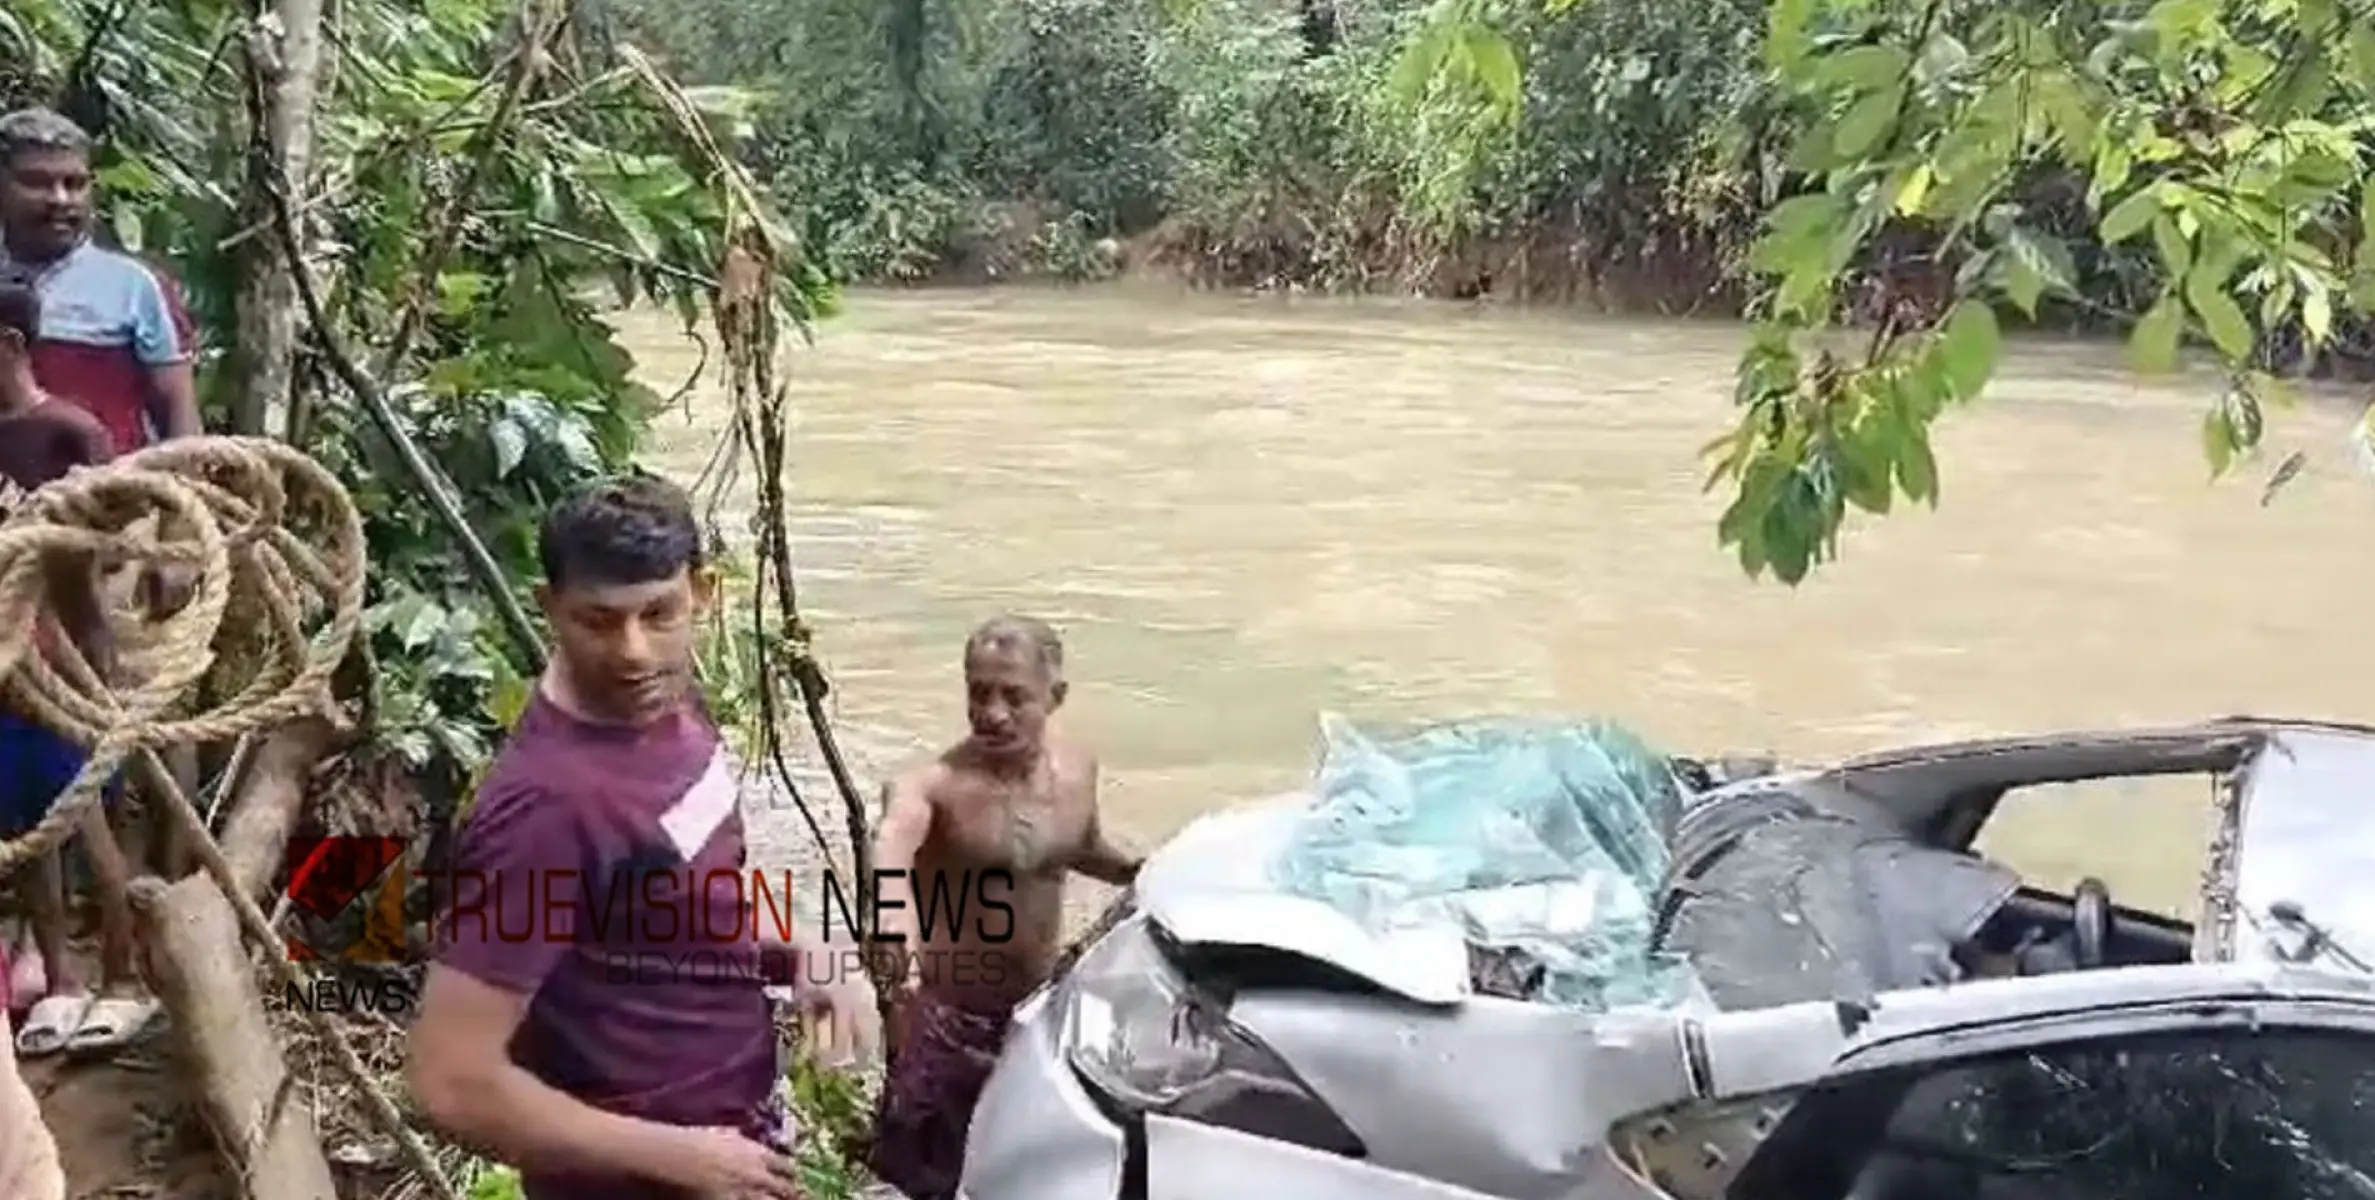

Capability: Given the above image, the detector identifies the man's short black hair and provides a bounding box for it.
[538,473,703,590]
[0,269,38,342]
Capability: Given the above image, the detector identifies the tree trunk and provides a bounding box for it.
[125,719,338,1200]
[225,0,329,437]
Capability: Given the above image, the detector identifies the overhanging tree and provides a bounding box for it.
[1711,0,2375,582]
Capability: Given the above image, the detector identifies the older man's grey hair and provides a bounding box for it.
[965,614,1064,683]
[0,108,91,167]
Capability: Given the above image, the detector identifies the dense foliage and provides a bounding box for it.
[612,0,1783,299]
[4,0,820,789]
[7,0,862,1193]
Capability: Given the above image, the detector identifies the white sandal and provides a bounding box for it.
[15,992,92,1058]
[63,994,160,1056]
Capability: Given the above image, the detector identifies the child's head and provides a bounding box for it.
[0,271,35,354]
[0,271,36,411]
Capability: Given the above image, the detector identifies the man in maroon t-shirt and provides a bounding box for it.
[407,476,872,1199]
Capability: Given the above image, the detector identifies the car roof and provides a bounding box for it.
[1693,958,2375,1090]
[1759,717,2375,835]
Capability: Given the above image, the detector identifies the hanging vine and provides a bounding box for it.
[617,47,877,942]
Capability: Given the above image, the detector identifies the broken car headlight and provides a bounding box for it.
[1058,917,1366,1157]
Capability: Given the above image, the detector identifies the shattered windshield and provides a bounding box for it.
[1271,713,1701,1011]
[1734,1025,2375,1200]
[2232,731,2375,972]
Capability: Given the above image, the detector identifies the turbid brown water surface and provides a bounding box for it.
[627,285,2375,919]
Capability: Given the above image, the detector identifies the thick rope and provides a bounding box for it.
[0,435,365,1199]
[0,434,363,878]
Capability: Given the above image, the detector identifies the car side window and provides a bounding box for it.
[1973,773,2217,920]
[1723,1024,2375,1200]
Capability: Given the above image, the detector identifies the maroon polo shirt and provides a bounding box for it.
[432,690,778,1199]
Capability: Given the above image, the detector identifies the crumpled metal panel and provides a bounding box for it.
[1659,813,2016,1010]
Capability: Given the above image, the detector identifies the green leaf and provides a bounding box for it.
[1896,431,1938,506]
[1460,26,1524,109]
[1762,192,1845,244]
[1818,45,1913,92]
[2349,23,2375,90]
[490,419,528,479]
[404,598,450,651]
[1936,301,2001,402]
[2092,139,2134,201]
[2151,214,2194,281]
[2002,256,2045,317]
[1892,165,1935,216]
[1760,477,1819,585]
[2098,186,2160,244]
[2129,294,2186,374]
[2201,405,2238,478]
[2355,175,2375,277]
[680,86,760,119]
[1832,84,1905,159]
[2302,279,2334,347]
[2260,46,2334,123]
[1766,0,1818,72]
[2033,70,2098,156]
[1841,436,1894,515]
[1390,20,1457,100]
[2183,264,2257,361]
[2148,0,2220,43]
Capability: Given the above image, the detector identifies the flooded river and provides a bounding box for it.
[627,285,2375,918]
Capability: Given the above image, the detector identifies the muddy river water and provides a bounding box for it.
[625,285,2375,919]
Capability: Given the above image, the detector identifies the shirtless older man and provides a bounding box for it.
[864,615,1142,1200]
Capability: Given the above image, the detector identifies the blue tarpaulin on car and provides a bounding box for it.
[1271,713,1704,1011]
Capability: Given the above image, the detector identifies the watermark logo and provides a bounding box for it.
[271,841,1030,1015]
[277,835,419,1015]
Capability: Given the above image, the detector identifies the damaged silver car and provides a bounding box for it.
[957,715,2375,1200]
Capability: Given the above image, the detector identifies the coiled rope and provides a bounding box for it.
[0,434,365,877]
[0,435,366,1199]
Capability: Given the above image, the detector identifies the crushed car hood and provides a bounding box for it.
[1136,793,1474,1004]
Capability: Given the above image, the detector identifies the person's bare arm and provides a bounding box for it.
[762,924,859,1006]
[761,926,878,1062]
[144,362,201,440]
[871,771,937,981]
[1073,757,1143,886]
[131,269,203,440]
[20,409,116,682]
[408,966,698,1184]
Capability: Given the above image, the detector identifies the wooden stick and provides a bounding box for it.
[126,719,339,1200]
[131,722,464,1200]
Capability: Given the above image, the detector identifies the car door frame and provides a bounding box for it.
[1725,986,2375,1198]
[1832,724,2265,962]
[1625,968,2375,1200]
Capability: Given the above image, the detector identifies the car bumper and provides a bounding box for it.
[1140,1117,1508,1199]
[958,987,1129,1200]
[957,988,1517,1200]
